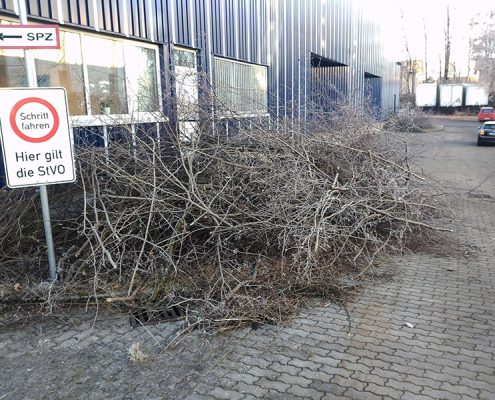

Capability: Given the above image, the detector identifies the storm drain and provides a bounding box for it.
[130,306,186,328]
[468,192,491,199]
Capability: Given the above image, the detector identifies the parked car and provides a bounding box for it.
[477,121,495,146]
[477,106,495,122]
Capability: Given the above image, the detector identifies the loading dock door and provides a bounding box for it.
[364,72,382,111]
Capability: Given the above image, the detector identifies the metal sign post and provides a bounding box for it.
[18,0,57,281]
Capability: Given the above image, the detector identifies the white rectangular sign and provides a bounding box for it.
[0,25,60,49]
[0,88,76,188]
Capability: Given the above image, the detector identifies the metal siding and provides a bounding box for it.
[210,0,220,53]
[202,0,212,71]
[175,0,184,44]
[127,0,150,38]
[150,0,163,42]
[110,0,121,33]
[159,0,170,43]
[136,0,146,38]
[238,0,245,60]
[182,0,189,44]
[172,0,193,46]
[223,0,230,55]
[226,0,234,57]
[226,0,237,58]
[188,0,195,47]
[25,0,57,19]
[0,1,16,11]
[141,0,150,39]
[58,0,93,27]
[265,0,399,118]
[58,0,91,28]
[99,0,109,31]
[194,0,202,47]
[129,0,138,36]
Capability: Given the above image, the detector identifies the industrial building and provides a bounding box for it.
[0,0,400,140]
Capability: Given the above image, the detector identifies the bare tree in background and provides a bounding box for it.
[423,17,428,82]
[398,6,425,107]
[471,11,495,98]
[467,18,474,81]
[444,5,451,81]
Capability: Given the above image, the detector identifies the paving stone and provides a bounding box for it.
[277,372,312,387]
[319,365,353,379]
[442,381,482,396]
[254,378,290,393]
[207,386,245,400]
[331,375,367,391]
[366,382,404,398]
[308,354,340,367]
[421,387,463,400]
[232,381,267,398]
[386,379,423,394]
[352,370,386,386]
[298,369,333,382]
[400,394,436,400]
[343,388,383,400]
[287,384,325,399]
[269,362,301,376]
[287,359,321,371]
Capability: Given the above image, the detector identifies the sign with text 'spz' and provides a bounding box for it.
[0,88,75,188]
[0,25,60,49]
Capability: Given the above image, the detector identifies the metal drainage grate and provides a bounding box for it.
[468,192,491,199]
[130,306,186,328]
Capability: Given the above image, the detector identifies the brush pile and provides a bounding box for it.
[0,102,438,329]
[382,108,434,132]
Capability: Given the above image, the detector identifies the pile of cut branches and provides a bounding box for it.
[0,101,441,330]
[383,109,433,132]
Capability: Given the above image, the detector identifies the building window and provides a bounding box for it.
[0,49,26,87]
[84,35,128,114]
[125,45,159,113]
[0,19,160,117]
[33,31,86,115]
[173,48,199,142]
[174,48,196,68]
[213,57,268,116]
[0,19,26,87]
[174,48,199,121]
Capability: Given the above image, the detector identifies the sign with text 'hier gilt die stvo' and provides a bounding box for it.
[0,87,75,188]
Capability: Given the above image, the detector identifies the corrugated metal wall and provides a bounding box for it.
[0,0,400,117]
[0,0,14,13]
[267,0,400,118]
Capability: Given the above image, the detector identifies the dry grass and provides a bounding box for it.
[128,342,149,363]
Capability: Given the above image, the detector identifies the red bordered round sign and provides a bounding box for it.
[9,97,60,143]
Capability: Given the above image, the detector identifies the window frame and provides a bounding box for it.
[213,55,269,118]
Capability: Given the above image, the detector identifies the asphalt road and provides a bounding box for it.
[411,117,495,195]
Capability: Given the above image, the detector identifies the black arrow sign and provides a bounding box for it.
[0,33,23,41]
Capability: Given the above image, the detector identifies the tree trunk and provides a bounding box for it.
[444,6,451,81]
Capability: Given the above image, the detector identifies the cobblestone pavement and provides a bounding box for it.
[1,118,495,399]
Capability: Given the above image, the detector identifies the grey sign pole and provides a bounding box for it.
[17,0,57,281]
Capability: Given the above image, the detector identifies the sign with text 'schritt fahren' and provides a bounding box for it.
[0,87,75,188]
[0,24,60,49]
